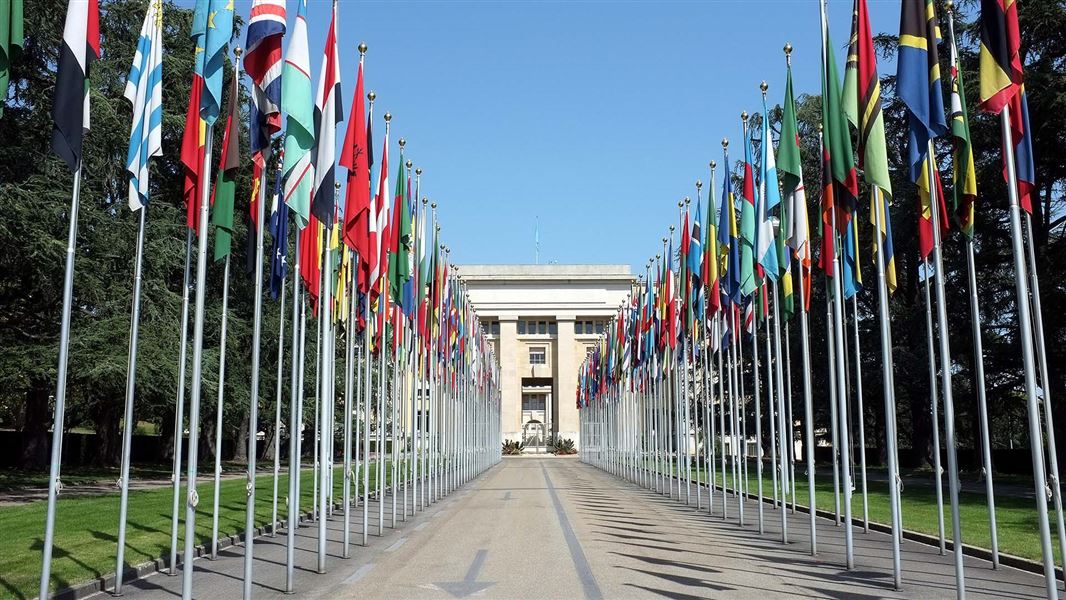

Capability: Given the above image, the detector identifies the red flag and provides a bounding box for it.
[339,61,370,286]
[180,77,205,233]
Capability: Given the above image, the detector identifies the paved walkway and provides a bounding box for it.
[105,457,1051,599]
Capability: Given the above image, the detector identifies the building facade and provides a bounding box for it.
[457,265,636,449]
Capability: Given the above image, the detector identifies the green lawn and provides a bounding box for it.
[0,462,400,600]
[647,461,1060,566]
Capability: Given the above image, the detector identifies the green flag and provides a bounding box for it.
[842,0,892,198]
[281,0,314,228]
[211,73,240,261]
[389,160,411,304]
[0,0,22,118]
[823,29,860,208]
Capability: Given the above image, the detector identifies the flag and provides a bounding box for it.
[898,0,948,184]
[841,215,861,298]
[180,3,207,233]
[368,123,390,297]
[703,170,720,316]
[268,162,289,299]
[689,197,704,324]
[300,220,322,305]
[124,0,163,211]
[198,0,233,126]
[843,0,892,199]
[719,157,741,306]
[244,0,286,164]
[311,2,342,228]
[758,99,780,282]
[780,57,810,311]
[281,0,314,229]
[388,158,411,304]
[210,71,240,261]
[340,59,370,262]
[871,187,898,293]
[739,128,757,296]
[917,154,949,260]
[947,15,977,239]
[821,15,860,228]
[52,0,100,172]
[978,0,1035,212]
[0,0,23,119]
[818,135,836,277]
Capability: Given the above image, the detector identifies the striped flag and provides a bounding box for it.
[758,99,780,282]
[52,0,100,172]
[369,123,390,298]
[210,70,240,261]
[244,0,286,162]
[124,0,163,211]
[898,0,948,184]
[311,1,342,228]
[947,14,975,239]
[780,59,810,310]
[739,128,757,296]
[281,0,314,229]
[978,0,1035,213]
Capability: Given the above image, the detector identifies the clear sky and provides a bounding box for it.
[179,0,926,272]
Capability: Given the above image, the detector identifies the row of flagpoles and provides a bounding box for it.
[36,1,502,599]
[577,0,1056,598]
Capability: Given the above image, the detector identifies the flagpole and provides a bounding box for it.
[312,249,323,526]
[318,219,332,573]
[743,111,766,534]
[922,257,946,554]
[771,279,788,544]
[243,75,269,595]
[181,113,216,600]
[114,203,148,594]
[871,187,903,588]
[999,104,1058,600]
[169,229,193,576]
[343,245,356,557]
[210,254,231,560]
[272,273,286,539]
[285,232,301,591]
[849,295,868,532]
[784,320,796,514]
[1022,210,1066,581]
[926,140,965,598]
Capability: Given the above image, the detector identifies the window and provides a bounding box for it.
[584,321,594,335]
[538,321,548,334]
[548,322,558,334]
[594,321,604,335]
[492,321,500,335]
[517,321,526,334]
[529,347,546,364]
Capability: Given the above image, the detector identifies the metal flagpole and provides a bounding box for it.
[210,253,231,560]
[242,120,270,597]
[312,249,323,525]
[377,299,387,535]
[318,220,332,573]
[923,258,946,553]
[830,205,853,569]
[297,243,310,525]
[850,296,868,532]
[272,280,286,539]
[39,162,83,600]
[362,274,372,545]
[169,229,193,576]
[785,320,797,514]
[718,314,728,518]
[343,248,356,557]
[772,281,788,544]
[114,205,148,594]
[927,141,966,597]
[285,228,302,593]
[1023,212,1066,582]
[871,187,903,588]
[999,104,1058,600]
[181,117,216,599]
[942,4,997,569]
[796,233,817,555]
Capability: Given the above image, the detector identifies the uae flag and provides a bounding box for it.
[311,2,342,228]
[52,0,100,172]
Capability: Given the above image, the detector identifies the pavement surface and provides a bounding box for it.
[103,457,1052,599]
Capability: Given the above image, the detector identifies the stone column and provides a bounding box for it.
[498,317,520,443]
[555,317,579,446]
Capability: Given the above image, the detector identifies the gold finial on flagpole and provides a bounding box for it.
[406,160,413,169]
[359,42,367,56]
[696,180,702,190]
[722,138,729,149]
[398,138,405,148]
[234,46,243,59]
[741,111,748,123]
[384,112,392,123]
[760,81,768,96]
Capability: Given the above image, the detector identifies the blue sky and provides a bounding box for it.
[181,0,923,271]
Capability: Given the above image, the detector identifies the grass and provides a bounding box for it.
[649,460,1061,566]
[0,462,399,600]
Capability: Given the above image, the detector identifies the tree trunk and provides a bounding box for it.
[91,400,122,467]
[18,381,51,469]
[232,413,249,462]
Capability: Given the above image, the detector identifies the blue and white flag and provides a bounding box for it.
[124,0,163,211]
[245,0,286,160]
[757,96,780,281]
[269,164,289,299]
